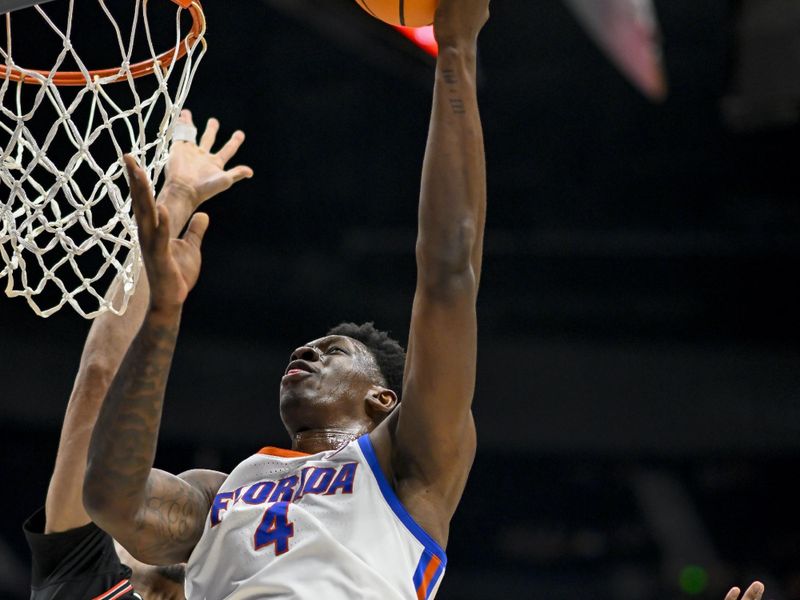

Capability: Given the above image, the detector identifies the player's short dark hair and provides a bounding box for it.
[327,322,405,400]
[154,564,186,583]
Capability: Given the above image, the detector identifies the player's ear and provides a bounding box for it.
[365,387,397,421]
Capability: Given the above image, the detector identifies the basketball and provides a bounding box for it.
[355,0,438,28]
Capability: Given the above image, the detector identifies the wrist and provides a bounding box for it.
[158,180,198,210]
[146,301,183,322]
[160,178,198,199]
[435,43,477,65]
[157,181,197,235]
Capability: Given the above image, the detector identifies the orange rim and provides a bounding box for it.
[0,0,205,86]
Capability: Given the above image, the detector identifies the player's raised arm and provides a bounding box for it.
[47,111,250,535]
[83,119,252,565]
[382,0,490,548]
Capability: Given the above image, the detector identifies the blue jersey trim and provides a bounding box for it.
[412,550,434,591]
[357,435,447,566]
[413,549,445,600]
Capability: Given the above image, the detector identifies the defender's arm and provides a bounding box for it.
[46,112,248,535]
[84,142,244,564]
[45,268,152,534]
[387,0,489,546]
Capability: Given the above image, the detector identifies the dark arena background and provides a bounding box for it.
[1,0,799,598]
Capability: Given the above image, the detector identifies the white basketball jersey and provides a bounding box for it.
[185,435,447,600]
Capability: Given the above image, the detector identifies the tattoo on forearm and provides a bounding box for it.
[449,98,466,114]
[442,68,466,115]
[86,315,205,559]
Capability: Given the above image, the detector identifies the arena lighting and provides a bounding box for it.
[394,25,438,57]
[563,0,667,101]
[679,565,709,595]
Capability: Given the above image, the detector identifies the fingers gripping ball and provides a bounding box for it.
[355,0,438,27]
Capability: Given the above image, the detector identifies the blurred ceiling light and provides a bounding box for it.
[394,25,438,57]
[563,0,667,101]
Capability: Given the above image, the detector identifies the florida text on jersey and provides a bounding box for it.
[186,435,447,600]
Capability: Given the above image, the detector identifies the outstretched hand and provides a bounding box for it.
[164,109,253,210]
[126,155,209,311]
[725,582,765,600]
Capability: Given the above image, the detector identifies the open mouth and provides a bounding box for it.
[284,360,317,377]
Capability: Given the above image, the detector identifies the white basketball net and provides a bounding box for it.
[0,0,206,317]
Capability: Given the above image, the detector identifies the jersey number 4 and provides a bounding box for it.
[254,502,295,555]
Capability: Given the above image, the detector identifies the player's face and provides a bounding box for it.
[279,335,384,436]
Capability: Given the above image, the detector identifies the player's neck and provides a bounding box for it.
[293,428,364,454]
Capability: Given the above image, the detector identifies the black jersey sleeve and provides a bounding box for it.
[24,507,138,600]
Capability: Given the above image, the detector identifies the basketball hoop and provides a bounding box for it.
[0,0,207,318]
[0,0,204,85]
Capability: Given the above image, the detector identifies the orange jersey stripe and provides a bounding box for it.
[107,584,134,600]
[415,555,442,600]
[258,447,310,458]
[91,579,132,600]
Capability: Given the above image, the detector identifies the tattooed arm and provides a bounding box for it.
[84,154,219,565]
[47,111,250,536]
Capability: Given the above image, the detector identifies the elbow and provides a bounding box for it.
[82,465,130,526]
[83,485,132,536]
[82,489,109,529]
[417,218,477,275]
[82,469,109,520]
[77,360,116,390]
[417,219,478,297]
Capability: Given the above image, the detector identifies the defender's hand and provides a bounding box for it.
[126,155,209,311]
[434,0,490,48]
[725,582,765,600]
[164,109,253,210]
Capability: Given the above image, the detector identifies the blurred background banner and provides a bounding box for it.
[1,0,798,598]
